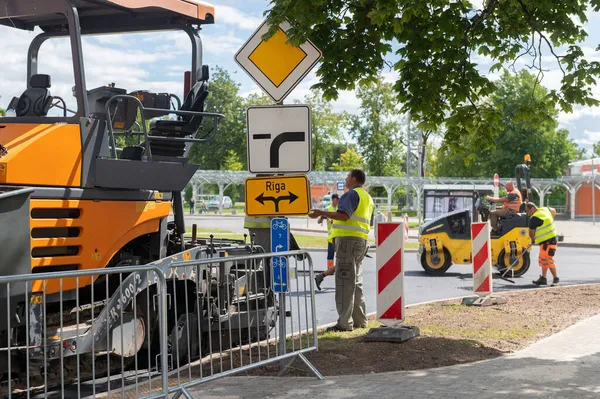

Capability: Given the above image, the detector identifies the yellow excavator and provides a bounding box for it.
[0,0,276,392]
[418,156,537,277]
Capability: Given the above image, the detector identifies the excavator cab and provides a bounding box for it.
[0,0,219,271]
[0,1,277,392]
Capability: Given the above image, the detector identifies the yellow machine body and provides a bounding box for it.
[0,123,171,294]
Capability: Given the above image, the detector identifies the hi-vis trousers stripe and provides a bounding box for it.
[331,224,369,234]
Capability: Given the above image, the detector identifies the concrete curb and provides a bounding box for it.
[303,247,417,253]
[557,242,600,249]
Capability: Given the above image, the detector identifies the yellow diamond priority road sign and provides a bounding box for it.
[235,19,322,103]
[245,175,310,216]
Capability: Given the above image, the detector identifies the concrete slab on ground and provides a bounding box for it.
[185,312,600,399]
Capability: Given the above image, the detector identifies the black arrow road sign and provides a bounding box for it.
[255,191,299,212]
[270,132,305,168]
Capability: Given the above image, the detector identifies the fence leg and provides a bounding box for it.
[278,293,286,371]
[173,387,194,399]
[298,353,324,380]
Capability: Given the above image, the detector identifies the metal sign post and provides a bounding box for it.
[271,217,290,371]
[593,158,596,225]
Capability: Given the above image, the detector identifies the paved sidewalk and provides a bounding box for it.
[186,313,600,398]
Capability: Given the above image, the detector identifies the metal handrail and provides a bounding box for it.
[104,94,224,161]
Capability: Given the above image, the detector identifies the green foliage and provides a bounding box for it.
[264,0,600,150]
[222,149,243,171]
[294,90,349,170]
[349,76,405,176]
[434,70,582,178]
[187,67,249,170]
[184,184,193,202]
[594,141,600,157]
[0,107,5,116]
[330,146,364,171]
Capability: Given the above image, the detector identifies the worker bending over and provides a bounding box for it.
[525,202,560,286]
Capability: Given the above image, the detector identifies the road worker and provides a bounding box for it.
[485,181,522,233]
[525,202,560,286]
[314,194,340,290]
[309,169,374,331]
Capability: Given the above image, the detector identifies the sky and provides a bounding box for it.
[1,0,600,156]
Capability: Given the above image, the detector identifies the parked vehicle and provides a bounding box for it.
[208,195,233,209]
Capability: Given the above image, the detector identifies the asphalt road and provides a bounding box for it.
[50,246,600,399]
[307,246,600,328]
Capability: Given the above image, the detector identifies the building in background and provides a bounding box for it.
[566,157,600,218]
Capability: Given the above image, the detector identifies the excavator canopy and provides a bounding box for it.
[0,0,215,33]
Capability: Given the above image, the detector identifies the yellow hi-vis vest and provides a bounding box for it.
[326,204,336,244]
[532,207,557,244]
[330,187,374,240]
[244,216,270,229]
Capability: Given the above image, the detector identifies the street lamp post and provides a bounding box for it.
[593,157,596,225]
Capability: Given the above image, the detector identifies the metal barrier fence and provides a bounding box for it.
[0,249,321,398]
[0,265,169,399]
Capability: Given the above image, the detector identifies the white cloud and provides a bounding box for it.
[558,106,600,126]
[215,5,263,30]
[573,129,600,146]
[0,25,189,115]
[203,34,245,56]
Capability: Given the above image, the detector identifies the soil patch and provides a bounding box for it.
[213,284,600,377]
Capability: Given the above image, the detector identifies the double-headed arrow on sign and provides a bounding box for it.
[256,191,299,212]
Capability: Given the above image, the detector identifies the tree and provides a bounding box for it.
[264,1,600,151]
[0,107,5,116]
[349,76,405,176]
[187,67,247,170]
[330,146,364,171]
[222,149,243,171]
[434,69,581,178]
[294,89,348,170]
[594,141,600,158]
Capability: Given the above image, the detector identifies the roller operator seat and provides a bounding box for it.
[146,79,209,157]
[16,74,54,117]
[149,80,209,137]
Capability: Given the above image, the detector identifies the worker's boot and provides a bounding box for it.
[532,275,547,286]
[315,273,324,291]
[551,277,560,286]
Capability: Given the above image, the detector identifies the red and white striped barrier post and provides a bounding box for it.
[403,214,409,242]
[366,221,419,342]
[376,222,404,326]
[471,222,492,296]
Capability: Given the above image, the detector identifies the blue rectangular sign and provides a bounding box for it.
[270,217,290,293]
[336,181,345,191]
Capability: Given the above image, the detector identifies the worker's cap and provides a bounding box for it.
[331,194,339,199]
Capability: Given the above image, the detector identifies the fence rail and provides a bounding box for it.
[0,249,321,398]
